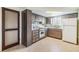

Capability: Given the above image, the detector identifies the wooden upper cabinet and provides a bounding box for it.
[35,15,39,20]
[46,17,51,24]
[32,14,36,20]
[32,13,46,24]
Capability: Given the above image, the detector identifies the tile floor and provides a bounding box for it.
[4,37,79,52]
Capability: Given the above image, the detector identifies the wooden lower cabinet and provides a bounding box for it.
[32,29,39,43]
[47,29,62,39]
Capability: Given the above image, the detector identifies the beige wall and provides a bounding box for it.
[0,8,2,51]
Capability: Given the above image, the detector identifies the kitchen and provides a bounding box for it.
[0,7,79,51]
[31,13,62,43]
[31,10,78,45]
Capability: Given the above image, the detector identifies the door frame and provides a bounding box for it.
[2,7,20,51]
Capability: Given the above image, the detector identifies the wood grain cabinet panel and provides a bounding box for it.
[47,29,62,39]
[32,29,39,43]
[46,17,51,24]
[22,9,32,47]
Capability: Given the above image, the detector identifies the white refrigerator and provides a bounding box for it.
[62,18,77,44]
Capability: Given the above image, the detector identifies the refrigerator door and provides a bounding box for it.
[62,18,77,26]
[62,26,77,44]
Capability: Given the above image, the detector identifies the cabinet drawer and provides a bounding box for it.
[33,33,39,36]
[32,29,39,43]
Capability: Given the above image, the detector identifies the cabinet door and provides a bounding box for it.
[46,17,51,24]
[47,29,62,39]
[42,17,46,24]
[32,14,36,20]
[22,9,32,47]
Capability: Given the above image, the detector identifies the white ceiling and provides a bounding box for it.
[7,7,79,17]
[26,7,79,17]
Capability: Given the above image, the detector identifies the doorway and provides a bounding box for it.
[2,7,20,51]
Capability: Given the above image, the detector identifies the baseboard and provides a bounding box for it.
[63,40,78,45]
[47,36,62,40]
